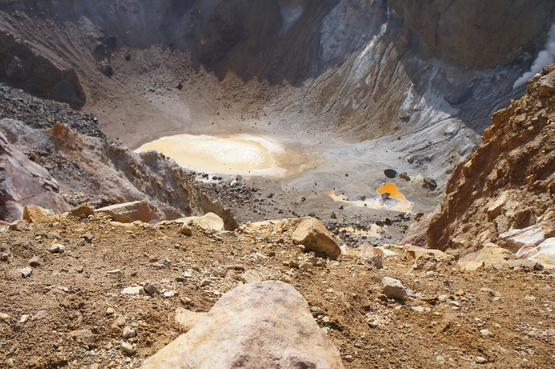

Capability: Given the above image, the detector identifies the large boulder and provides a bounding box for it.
[0,131,68,222]
[22,204,56,224]
[95,200,154,223]
[516,238,555,268]
[458,243,515,271]
[291,217,341,259]
[498,223,555,253]
[176,212,225,232]
[141,281,344,369]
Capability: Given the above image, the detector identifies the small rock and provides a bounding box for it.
[144,282,161,295]
[32,310,47,320]
[114,316,127,327]
[475,356,487,364]
[68,203,95,218]
[121,341,135,355]
[80,232,94,243]
[180,224,192,236]
[0,312,12,322]
[106,307,115,315]
[121,286,145,295]
[436,356,445,364]
[47,232,61,239]
[28,256,42,267]
[0,253,8,262]
[107,269,122,276]
[48,243,65,253]
[18,267,33,278]
[382,277,408,300]
[480,329,493,336]
[122,327,137,339]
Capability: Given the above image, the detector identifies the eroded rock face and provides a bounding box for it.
[0,131,68,222]
[141,281,344,369]
[0,31,85,108]
[0,119,237,225]
[389,0,555,69]
[427,64,555,255]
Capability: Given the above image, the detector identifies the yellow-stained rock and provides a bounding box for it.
[22,204,55,224]
[291,217,341,259]
[96,200,154,223]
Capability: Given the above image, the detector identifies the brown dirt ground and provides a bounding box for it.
[1,214,554,368]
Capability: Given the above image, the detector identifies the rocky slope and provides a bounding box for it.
[1,208,554,368]
[0,112,237,229]
[428,64,555,256]
[1,0,553,184]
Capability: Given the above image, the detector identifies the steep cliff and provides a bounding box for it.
[427,64,555,255]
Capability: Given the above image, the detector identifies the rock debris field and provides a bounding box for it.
[0,207,554,368]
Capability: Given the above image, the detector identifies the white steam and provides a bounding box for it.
[513,24,555,89]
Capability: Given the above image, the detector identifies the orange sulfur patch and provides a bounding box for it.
[376,182,406,201]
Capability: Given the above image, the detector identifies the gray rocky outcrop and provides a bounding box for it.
[141,281,344,369]
[0,131,68,222]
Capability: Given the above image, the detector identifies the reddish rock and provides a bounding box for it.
[428,65,555,256]
[0,132,69,222]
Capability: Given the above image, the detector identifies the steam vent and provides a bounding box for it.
[1,1,555,368]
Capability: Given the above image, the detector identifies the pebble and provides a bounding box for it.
[436,355,445,364]
[143,282,160,295]
[28,256,43,267]
[382,277,408,300]
[32,310,47,320]
[18,267,33,278]
[121,342,135,355]
[121,286,145,295]
[0,312,11,322]
[107,269,122,276]
[438,294,450,302]
[106,307,115,316]
[480,329,493,336]
[180,225,192,236]
[80,232,94,243]
[48,243,65,253]
[279,275,292,283]
[0,253,8,262]
[475,356,487,364]
[122,327,137,339]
